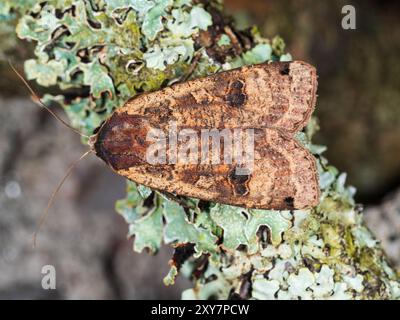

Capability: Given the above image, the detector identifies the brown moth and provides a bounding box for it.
[89,60,320,210]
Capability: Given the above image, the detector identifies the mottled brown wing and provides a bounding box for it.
[116,60,317,135]
[94,113,319,210]
[93,60,320,209]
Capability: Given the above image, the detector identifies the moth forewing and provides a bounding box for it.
[117,60,317,134]
[93,60,320,210]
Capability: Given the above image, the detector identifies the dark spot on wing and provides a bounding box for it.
[279,62,290,76]
[144,104,172,123]
[228,169,250,196]
[284,196,294,209]
[174,93,198,109]
[226,79,247,107]
[180,170,200,185]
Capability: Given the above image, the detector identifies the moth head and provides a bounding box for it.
[88,112,150,170]
[87,134,97,151]
[87,120,105,151]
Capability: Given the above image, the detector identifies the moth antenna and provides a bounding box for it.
[8,60,90,139]
[32,149,93,248]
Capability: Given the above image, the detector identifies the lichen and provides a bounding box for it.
[5,0,399,300]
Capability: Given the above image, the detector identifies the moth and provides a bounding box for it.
[88,60,320,210]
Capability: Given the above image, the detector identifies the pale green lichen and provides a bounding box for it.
[209,205,291,254]
[129,204,164,253]
[217,34,231,46]
[142,0,173,40]
[5,0,399,300]
[242,43,272,64]
[163,201,218,256]
[143,4,212,70]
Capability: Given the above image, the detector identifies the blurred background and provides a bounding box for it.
[0,0,399,299]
